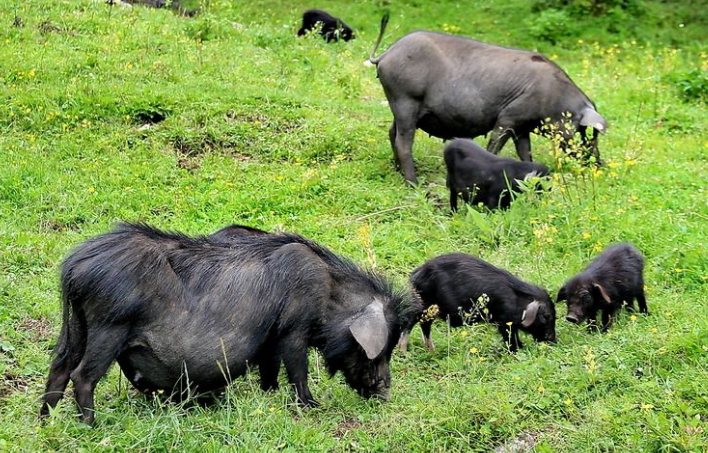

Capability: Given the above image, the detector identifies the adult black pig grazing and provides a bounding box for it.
[402,253,556,353]
[369,13,606,184]
[40,223,414,425]
[557,243,647,332]
[444,138,550,211]
[297,9,354,42]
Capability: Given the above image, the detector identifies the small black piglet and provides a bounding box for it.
[444,138,549,211]
[557,242,648,332]
[403,252,557,352]
[297,9,354,42]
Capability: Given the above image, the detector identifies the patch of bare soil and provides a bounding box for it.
[17,317,53,340]
[494,431,537,453]
[0,373,31,398]
[333,417,362,439]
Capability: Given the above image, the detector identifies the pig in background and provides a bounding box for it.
[369,13,606,184]
[557,243,648,332]
[40,223,418,424]
[402,253,556,353]
[297,9,355,42]
[444,138,550,211]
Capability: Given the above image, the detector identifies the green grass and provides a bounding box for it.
[1,0,707,451]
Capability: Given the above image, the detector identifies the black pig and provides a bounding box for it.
[40,223,415,424]
[444,138,550,211]
[368,13,605,183]
[297,9,354,42]
[402,253,556,352]
[557,243,648,331]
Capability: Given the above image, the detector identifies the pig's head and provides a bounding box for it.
[557,279,611,324]
[321,297,405,401]
[339,25,355,42]
[518,291,557,343]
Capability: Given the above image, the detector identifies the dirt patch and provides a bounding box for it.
[494,432,537,453]
[17,316,53,340]
[333,418,362,439]
[0,373,31,398]
[177,158,201,171]
[171,136,218,157]
[39,218,84,232]
[224,111,302,134]
[231,152,255,162]
[38,19,61,34]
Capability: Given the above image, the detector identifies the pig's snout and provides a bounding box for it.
[361,386,391,401]
[566,315,580,324]
[373,387,391,401]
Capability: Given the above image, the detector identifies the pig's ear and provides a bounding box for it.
[592,283,612,304]
[521,300,540,328]
[349,299,389,359]
[556,285,567,303]
[580,108,607,135]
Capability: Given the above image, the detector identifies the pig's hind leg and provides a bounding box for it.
[69,325,130,425]
[40,312,88,420]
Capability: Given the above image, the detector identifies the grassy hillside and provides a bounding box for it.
[1,0,707,451]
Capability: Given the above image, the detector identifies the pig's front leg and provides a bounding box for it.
[280,337,319,407]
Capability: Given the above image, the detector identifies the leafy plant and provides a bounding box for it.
[529,9,575,44]
[532,0,642,17]
[674,70,708,103]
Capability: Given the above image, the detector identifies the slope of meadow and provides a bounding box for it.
[1,1,707,451]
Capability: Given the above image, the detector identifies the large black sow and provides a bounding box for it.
[40,223,415,424]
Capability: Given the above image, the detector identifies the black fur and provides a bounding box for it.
[297,9,354,42]
[444,139,550,211]
[557,243,647,332]
[404,253,556,352]
[208,223,270,243]
[40,223,416,424]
